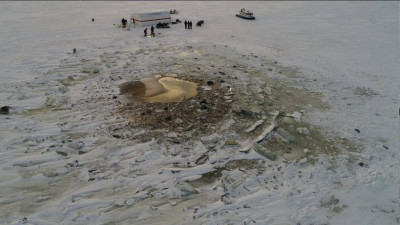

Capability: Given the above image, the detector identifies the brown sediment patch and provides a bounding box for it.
[119,77,197,103]
[119,80,146,96]
[116,74,232,134]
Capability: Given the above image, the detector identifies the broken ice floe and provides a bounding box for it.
[0,43,363,224]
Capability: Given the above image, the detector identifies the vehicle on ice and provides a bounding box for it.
[236,8,255,20]
[131,10,172,26]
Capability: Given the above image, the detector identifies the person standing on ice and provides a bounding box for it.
[121,18,127,28]
[184,20,187,29]
[151,26,155,36]
[144,28,147,36]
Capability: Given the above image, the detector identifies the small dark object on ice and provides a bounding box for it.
[22,217,28,224]
[354,128,360,133]
[207,81,214,85]
[156,22,170,28]
[92,18,94,22]
[383,145,389,149]
[0,106,9,114]
[172,19,182,24]
[112,134,122,139]
[358,162,364,167]
[241,110,254,117]
[196,20,204,27]
[73,48,77,54]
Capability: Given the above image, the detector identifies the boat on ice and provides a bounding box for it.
[236,8,255,20]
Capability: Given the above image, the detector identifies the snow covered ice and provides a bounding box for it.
[0,2,398,225]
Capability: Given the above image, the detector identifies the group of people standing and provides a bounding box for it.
[144,25,155,37]
[184,20,192,29]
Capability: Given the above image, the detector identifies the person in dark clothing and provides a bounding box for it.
[184,20,187,29]
[151,26,155,36]
[144,28,147,36]
[121,18,127,28]
[189,21,192,29]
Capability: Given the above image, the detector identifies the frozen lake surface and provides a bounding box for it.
[0,2,398,225]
